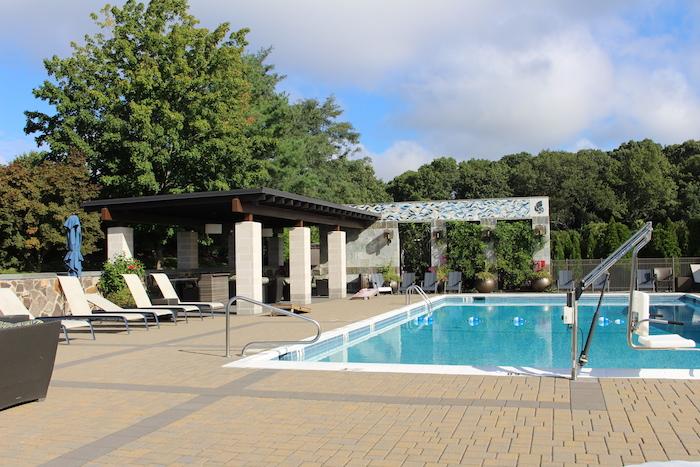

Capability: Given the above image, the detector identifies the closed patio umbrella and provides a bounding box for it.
[64,214,83,277]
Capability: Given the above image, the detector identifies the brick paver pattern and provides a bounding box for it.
[1,295,699,466]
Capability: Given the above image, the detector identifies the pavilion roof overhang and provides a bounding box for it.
[81,188,379,229]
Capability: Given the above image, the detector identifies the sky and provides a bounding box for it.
[1,1,700,180]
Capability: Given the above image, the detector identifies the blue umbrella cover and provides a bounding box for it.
[64,214,83,277]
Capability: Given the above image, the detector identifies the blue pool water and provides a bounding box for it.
[312,296,700,369]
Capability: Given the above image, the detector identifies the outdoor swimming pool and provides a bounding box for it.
[228,294,700,378]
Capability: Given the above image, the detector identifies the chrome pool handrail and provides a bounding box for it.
[225,296,321,357]
[405,284,432,314]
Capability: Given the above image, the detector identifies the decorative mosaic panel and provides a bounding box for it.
[350,198,547,223]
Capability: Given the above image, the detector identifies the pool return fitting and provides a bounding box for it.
[566,221,698,380]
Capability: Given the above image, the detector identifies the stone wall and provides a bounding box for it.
[0,272,100,317]
[345,220,400,275]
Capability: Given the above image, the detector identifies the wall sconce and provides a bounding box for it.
[533,224,546,236]
[384,230,394,244]
[434,230,444,240]
[481,228,492,240]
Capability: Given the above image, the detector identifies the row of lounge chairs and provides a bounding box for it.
[0,273,224,343]
[370,271,463,294]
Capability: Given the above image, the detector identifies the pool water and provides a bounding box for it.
[315,297,700,369]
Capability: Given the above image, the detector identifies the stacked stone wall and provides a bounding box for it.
[0,272,100,317]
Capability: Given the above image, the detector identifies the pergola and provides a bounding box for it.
[83,188,379,313]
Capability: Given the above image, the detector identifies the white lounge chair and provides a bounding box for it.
[122,274,199,321]
[57,276,149,332]
[85,293,178,327]
[150,273,224,317]
[0,288,94,343]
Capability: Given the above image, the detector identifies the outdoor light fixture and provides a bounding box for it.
[534,224,546,236]
[384,230,393,244]
[434,230,444,240]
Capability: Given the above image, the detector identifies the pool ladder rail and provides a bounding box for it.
[405,284,433,315]
[224,296,322,357]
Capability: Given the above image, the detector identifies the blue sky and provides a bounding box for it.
[2,1,700,179]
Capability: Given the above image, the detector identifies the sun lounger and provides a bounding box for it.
[122,274,199,321]
[557,270,573,291]
[636,269,655,291]
[370,273,393,294]
[444,271,462,293]
[57,276,149,332]
[398,272,416,294]
[0,288,94,343]
[150,273,224,316]
[421,272,438,293]
[351,288,379,300]
[691,264,700,284]
[85,293,178,327]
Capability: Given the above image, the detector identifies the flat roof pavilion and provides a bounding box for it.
[83,188,379,313]
[82,187,379,229]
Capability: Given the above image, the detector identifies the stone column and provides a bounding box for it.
[107,227,134,260]
[235,221,263,314]
[430,220,447,267]
[532,216,551,270]
[177,231,199,269]
[327,230,347,299]
[480,218,497,268]
[289,226,311,304]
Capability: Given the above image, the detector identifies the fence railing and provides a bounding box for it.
[551,257,700,292]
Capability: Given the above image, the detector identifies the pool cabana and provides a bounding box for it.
[82,188,379,314]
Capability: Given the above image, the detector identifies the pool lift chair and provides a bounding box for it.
[565,222,698,380]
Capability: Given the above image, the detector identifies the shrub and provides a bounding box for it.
[445,222,486,280]
[98,255,145,296]
[494,221,541,290]
[378,264,400,283]
[105,287,136,308]
[475,271,496,281]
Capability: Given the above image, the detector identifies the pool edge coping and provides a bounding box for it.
[224,292,700,380]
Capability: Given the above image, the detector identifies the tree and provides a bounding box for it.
[0,152,102,271]
[387,157,460,201]
[455,159,512,199]
[611,140,677,223]
[26,0,268,197]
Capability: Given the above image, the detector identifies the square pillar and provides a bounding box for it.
[235,221,263,314]
[328,230,347,299]
[289,227,311,304]
[227,226,235,268]
[177,231,199,269]
[430,220,447,267]
[107,227,134,260]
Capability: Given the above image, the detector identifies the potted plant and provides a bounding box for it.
[474,271,497,293]
[435,264,450,292]
[530,270,553,292]
[379,264,400,293]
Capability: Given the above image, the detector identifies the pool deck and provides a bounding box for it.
[2,294,700,466]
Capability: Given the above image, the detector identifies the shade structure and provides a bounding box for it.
[63,215,83,277]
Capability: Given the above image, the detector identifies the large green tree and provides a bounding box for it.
[26,0,266,197]
[0,152,102,272]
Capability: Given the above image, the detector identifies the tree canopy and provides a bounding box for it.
[25,0,387,203]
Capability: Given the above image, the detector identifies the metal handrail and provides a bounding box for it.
[405,284,433,314]
[569,222,654,380]
[225,296,321,357]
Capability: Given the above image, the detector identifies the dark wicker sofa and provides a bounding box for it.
[0,317,60,410]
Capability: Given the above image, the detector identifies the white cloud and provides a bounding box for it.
[0,135,39,163]
[2,0,700,165]
[361,141,434,181]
